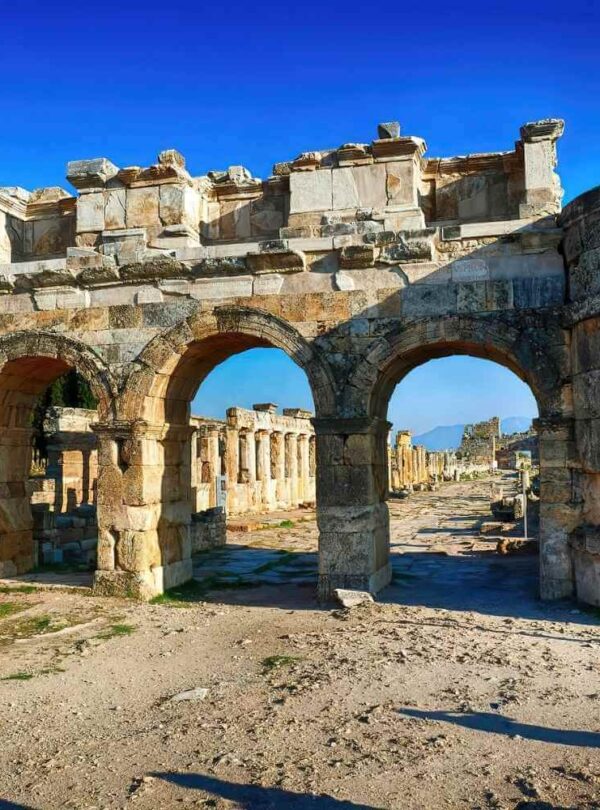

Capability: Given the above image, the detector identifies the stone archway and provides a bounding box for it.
[0,331,116,577]
[93,305,336,599]
[339,315,577,601]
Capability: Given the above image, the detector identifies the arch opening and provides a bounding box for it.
[0,355,104,581]
[103,311,332,600]
[379,351,549,610]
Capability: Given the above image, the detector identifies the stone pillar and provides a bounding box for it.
[92,420,194,600]
[206,425,220,508]
[255,429,271,506]
[518,119,564,219]
[535,417,579,600]
[271,431,286,506]
[287,433,299,507]
[313,416,392,600]
[0,425,36,577]
[298,434,310,504]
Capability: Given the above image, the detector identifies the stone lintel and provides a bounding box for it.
[67,158,120,190]
[246,249,306,274]
[520,118,565,144]
[253,403,278,413]
[371,136,426,161]
[312,417,392,436]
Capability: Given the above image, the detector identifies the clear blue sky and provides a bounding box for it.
[1,0,595,432]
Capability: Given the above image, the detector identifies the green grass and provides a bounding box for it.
[0,602,26,619]
[2,671,34,681]
[262,654,300,671]
[278,520,295,529]
[150,575,255,606]
[98,623,136,640]
[0,585,38,595]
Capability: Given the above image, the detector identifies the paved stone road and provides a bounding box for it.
[192,474,541,617]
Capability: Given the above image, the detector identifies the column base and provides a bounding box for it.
[318,562,392,603]
[93,558,194,601]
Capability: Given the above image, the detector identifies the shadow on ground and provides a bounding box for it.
[398,707,600,748]
[153,772,380,808]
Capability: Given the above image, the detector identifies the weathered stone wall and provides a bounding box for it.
[190,507,226,553]
[0,116,597,606]
[191,404,316,516]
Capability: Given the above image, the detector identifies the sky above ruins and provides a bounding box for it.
[192,350,538,436]
[0,0,592,433]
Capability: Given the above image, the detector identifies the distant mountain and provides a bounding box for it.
[412,423,464,451]
[412,416,534,451]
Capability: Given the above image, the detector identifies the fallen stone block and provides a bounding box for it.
[170,687,209,703]
[334,589,374,608]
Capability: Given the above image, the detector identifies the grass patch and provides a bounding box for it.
[0,602,27,619]
[2,671,33,681]
[98,623,136,640]
[0,585,38,595]
[262,654,300,671]
[278,520,295,529]
[151,575,255,606]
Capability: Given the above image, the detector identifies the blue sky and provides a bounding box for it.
[0,0,595,433]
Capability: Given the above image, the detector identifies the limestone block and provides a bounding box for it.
[386,161,415,206]
[126,187,160,228]
[32,217,71,256]
[246,249,305,275]
[289,170,332,214]
[332,165,387,210]
[77,192,105,233]
[105,188,126,229]
[160,185,199,229]
[67,158,119,190]
[219,199,251,239]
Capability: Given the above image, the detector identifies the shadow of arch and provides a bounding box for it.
[120,305,337,422]
[346,315,566,420]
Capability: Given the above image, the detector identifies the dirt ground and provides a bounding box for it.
[0,476,599,810]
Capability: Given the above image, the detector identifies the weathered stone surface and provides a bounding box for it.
[377,121,400,139]
[0,116,596,609]
[334,588,374,608]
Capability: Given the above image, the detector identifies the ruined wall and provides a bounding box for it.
[0,115,597,607]
[457,417,500,465]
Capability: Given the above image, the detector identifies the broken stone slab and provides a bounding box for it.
[379,235,434,264]
[119,256,191,282]
[67,158,120,190]
[246,249,306,275]
[11,262,76,291]
[334,589,374,608]
[377,121,400,139]
[192,257,247,277]
[169,687,209,703]
[339,244,375,269]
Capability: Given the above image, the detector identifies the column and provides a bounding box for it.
[271,431,286,507]
[206,426,220,508]
[224,425,238,514]
[92,419,194,600]
[287,433,299,507]
[298,434,310,504]
[535,417,578,600]
[313,416,392,601]
[255,429,271,508]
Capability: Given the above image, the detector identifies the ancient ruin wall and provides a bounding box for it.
[0,116,598,607]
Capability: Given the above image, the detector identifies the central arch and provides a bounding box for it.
[94,305,336,598]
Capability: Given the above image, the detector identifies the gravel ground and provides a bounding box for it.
[0,478,598,810]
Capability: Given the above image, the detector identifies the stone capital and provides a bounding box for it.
[520,119,564,143]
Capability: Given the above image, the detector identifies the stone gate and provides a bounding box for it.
[0,117,599,605]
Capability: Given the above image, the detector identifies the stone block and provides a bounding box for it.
[126,187,160,229]
[332,164,387,210]
[105,188,126,229]
[289,170,332,214]
[76,193,105,233]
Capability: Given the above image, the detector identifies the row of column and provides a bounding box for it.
[194,424,316,515]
